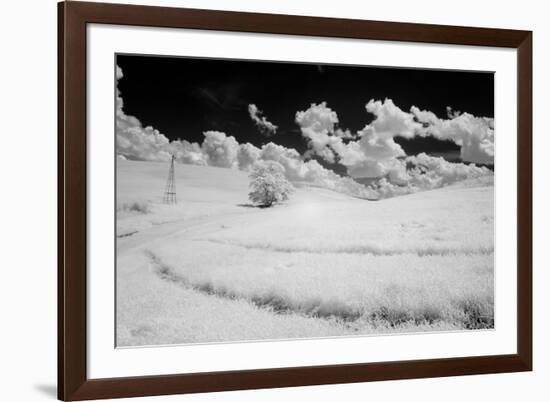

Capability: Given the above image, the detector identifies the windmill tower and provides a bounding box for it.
[163,154,177,204]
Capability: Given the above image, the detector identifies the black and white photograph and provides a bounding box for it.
[115,54,495,347]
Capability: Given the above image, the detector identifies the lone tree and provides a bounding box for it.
[248,161,293,207]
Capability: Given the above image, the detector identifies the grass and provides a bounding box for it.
[117,250,469,347]
[148,241,494,332]
[116,252,353,346]
[117,200,152,214]
[202,238,494,257]
[116,161,494,346]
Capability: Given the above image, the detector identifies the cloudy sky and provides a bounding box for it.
[117,55,493,159]
[116,54,494,199]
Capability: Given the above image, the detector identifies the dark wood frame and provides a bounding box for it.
[58,1,532,400]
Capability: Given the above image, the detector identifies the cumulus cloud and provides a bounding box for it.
[294,99,494,199]
[365,99,422,139]
[117,124,172,162]
[295,102,339,133]
[296,100,411,178]
[369,153,492,199]
[116,66,492,201]
[334,128,355,139]
[297,98,495,184]
[407,153,491,186]
[295,102,341,162]
[116,67,373,198]
[411,106,494,164]
[357,98,494,166]
[168,140,208,166]
[237,143,262,171]
[116,65,210,166]
[258,142,376,199]
[116,65,124,80]
[116,65,205,164]
[248,104,278,136]
[338,99,422,178]
[201,131,240,168]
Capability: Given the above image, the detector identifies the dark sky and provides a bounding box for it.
[116,54,494,163]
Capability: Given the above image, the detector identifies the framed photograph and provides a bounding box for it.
[58,1,532,400]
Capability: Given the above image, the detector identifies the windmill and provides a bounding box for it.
[163,154,177,204]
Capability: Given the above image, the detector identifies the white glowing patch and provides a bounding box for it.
[294,201,325,220]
